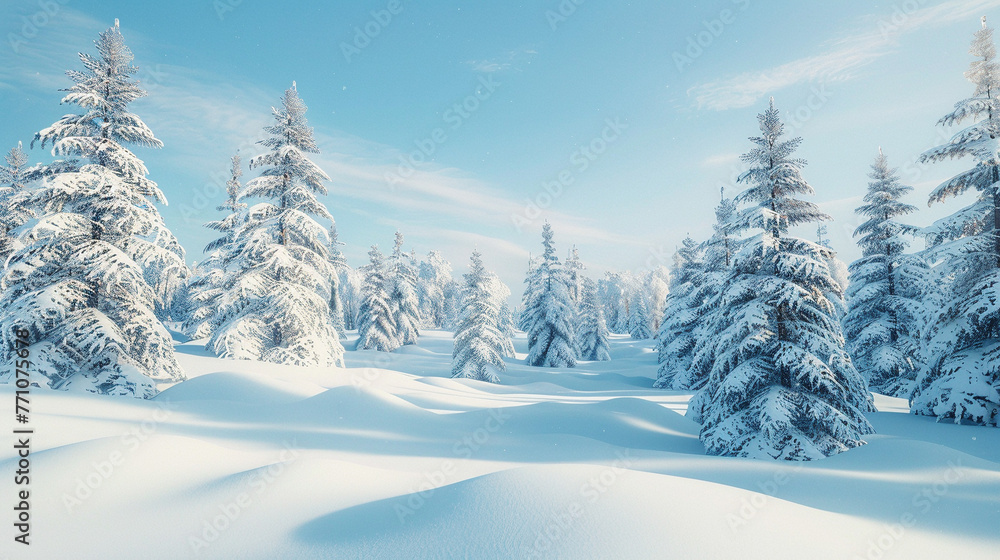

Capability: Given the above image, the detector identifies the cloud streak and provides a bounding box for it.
[689,0,1000,111]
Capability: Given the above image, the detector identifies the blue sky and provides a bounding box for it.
[0,0,996,293]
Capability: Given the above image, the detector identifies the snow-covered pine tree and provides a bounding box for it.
[485,271,517,358]
[357,245,399,352]
[815,224,849,318]
[525,223,577,368]
[518,254,540,332]
[627,286,654,340]
[843,149,927,398]
[682,190,742,391]
[32,20,187,319]
[691,99,874,459]
[0,21,185,397]
[387,231,421,345]
[441,278,462,330]
[565,246,585,307]
[417,250,452,328]
[911,18,1000,425]
[576,277,611,361]
[452,251,508,383]
[340,266,363,331]
[208,83,344,367]
[654,236,705,388]
[183,153,246,339]
[496,299,518,358]
[328,223,347,339]
[0,143,34,263]
[599,271,631,334]
[645,266,671,332]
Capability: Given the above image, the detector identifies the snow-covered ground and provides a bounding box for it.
[2,331,998,560]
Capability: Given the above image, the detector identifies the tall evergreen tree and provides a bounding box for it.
[0,21,184,397]
[843,149,928,398]
[690,99,874,459]
[525,223,577,368]
[576,277,612,361]
[208,84,344,367]
[912,19,1000,425]
[387,232,421,345]
[32,20,187,319]
[184,153,246,339]
[357,245,398,352]
[452,251,508,383]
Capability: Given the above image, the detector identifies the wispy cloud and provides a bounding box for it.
[689,0,1000,111]
[464,48,537,73]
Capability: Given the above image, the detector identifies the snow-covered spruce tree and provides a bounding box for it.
[327,223,347,339]
[340,266,363,331]
[452,251,508,383]
[645,266,671,333]
[183,153,246,339]
[682,190,743,391]
[691,99,874,460]
[627,286,654,340]
[485,272,517,358]
[577,277,611,361]
[417,250,452,328]
[357,245,399,352]
[208,84,344,367]
[815,224,849,319]
[654,236,706,388]
[599,271,631,334]
[843,149,928,398]
[0,22,186,397]
[565,246,585,307]
[387,232,421,345]
[911,19,1000,425]
[518,254,540,332]
[525,223,577,367]
[0,143,35,263]
[32,21,187,319]
[441,278,462,330]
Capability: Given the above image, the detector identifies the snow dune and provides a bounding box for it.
[1,331,997,559]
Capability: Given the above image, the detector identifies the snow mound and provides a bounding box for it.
[155,371,323,405]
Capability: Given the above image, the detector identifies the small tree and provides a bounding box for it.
[843,149,928,397]
[357,245,399,352]
[387,232,421,345]
[452,251,507,383]
[0,143,34,263]
[525,223,577,368]
[577,277,611,361]
[655,236,705,388]
[627,287,653,340]
[184,153,246,339]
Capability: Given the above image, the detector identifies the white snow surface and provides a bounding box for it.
[1,331,998,559]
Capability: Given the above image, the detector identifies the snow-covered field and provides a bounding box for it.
[2,331,998,560]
